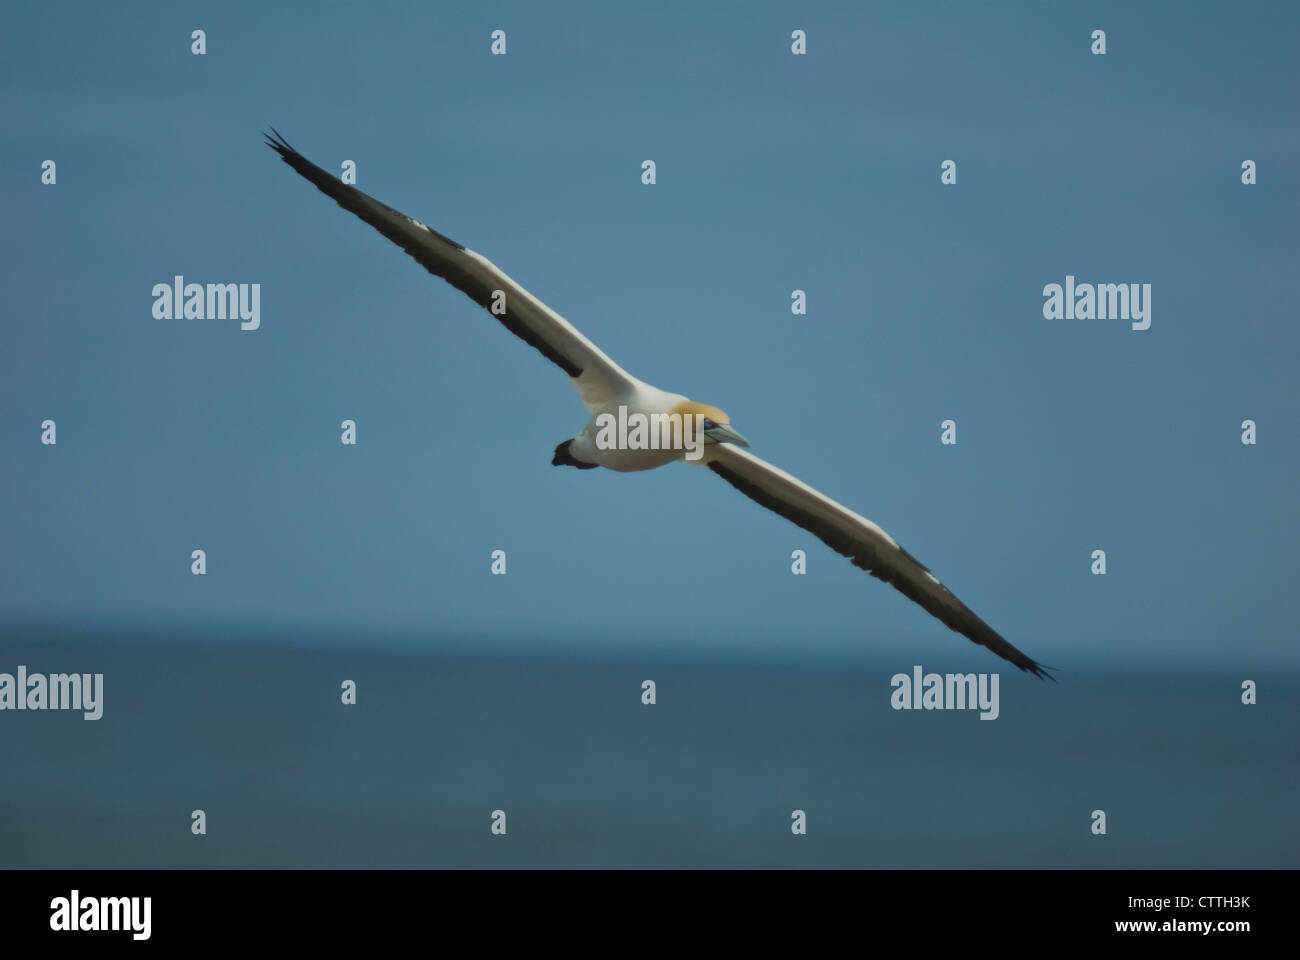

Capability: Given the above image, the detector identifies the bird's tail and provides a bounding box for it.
[552,440,598,469]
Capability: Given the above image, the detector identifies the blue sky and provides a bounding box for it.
[3,1,1297,672]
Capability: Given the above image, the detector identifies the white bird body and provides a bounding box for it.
[267,130,1052,679]
[569,381,694,472]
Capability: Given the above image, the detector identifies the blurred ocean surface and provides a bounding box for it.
[1,623,1295,869]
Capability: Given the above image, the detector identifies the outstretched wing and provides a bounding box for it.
[705,444,1051,678]
[265,129,636,411]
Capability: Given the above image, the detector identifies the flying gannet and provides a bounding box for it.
[266,130,1051,679]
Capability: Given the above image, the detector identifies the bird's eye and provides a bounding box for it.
[702,418,716,430]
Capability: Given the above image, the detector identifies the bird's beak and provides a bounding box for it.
[704,423,750,447]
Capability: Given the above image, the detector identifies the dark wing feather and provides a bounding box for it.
[707,444,1052,679]
[264,129,634,407]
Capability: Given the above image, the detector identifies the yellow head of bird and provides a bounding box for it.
[670,401,750,448]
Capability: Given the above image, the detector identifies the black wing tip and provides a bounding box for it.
[1021,660,1058,682]
[263,127,297,159]
[989,630,1056,681]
